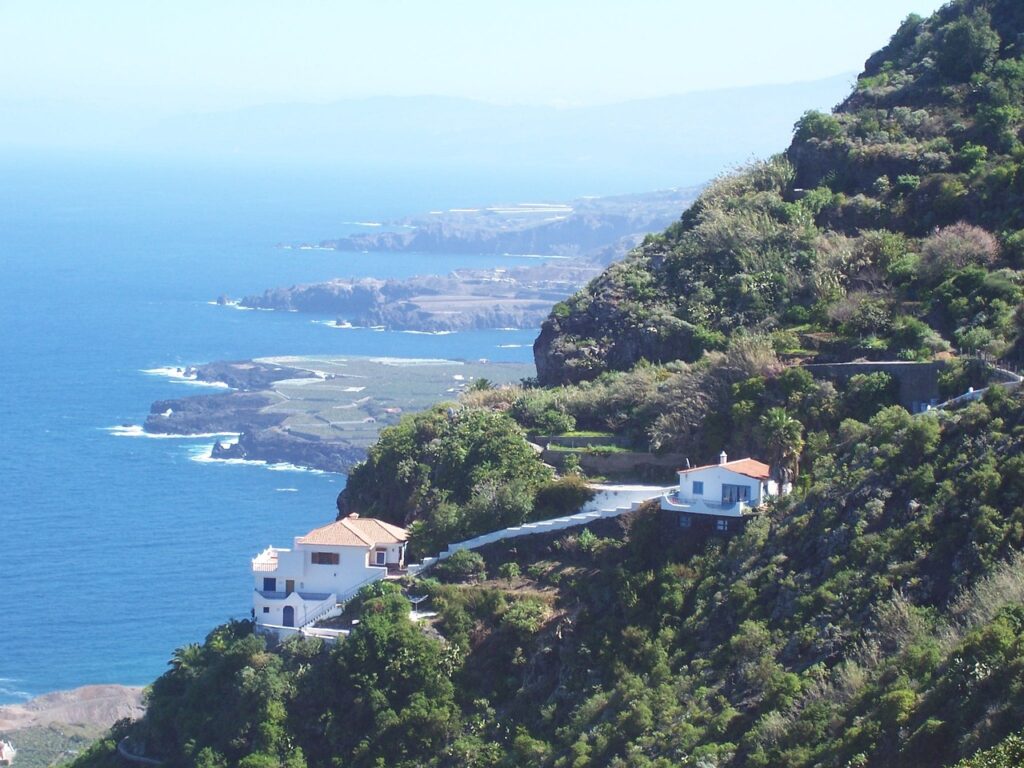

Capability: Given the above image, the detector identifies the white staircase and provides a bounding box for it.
[407,484,671,575]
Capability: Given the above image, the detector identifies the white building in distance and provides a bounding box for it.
[661,452,787,532]
[252,513,408,632]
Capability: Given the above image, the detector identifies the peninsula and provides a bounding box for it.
[142,356,534,473]
[232,188,700,332]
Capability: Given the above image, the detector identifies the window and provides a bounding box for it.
[721,484,751,503]
[679,514,692,528]
[262,607,270,614]
[263,577,276,591]
[716,519,729,532]
[375,550,387,565]
[692,481,704,495]
[311,551,340,565]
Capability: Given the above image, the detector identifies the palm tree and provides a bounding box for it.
[759,407,804,479]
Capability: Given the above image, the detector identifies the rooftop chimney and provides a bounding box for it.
[719,450,728,465]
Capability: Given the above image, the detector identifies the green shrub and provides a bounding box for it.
[533,475,595,519]
[435,549,487,583]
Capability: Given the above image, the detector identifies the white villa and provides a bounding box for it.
[661,452,788,531]
[252,513,409,632]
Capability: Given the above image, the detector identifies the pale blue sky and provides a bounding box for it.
[0,1,944,113]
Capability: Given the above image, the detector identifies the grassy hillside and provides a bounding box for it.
[68,3,1024,767]
[73,385,1024,768]
[535,0,1024,385]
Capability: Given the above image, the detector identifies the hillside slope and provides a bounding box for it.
[536,0,1024,384]
[71,386,1024,768]
[66,4,1024,768]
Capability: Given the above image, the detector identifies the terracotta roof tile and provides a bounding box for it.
[297,515,409,548]
[679,458,772,481]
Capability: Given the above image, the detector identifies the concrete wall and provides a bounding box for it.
[803,361,948,413]
[577,485,673,516]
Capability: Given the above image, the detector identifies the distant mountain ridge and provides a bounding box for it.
[0,77,853,190]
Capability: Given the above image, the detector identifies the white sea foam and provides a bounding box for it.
[311,320,360,330]
[141,367,231,388]
[367,357,458,366]
[179,379,231,389]
[0,684,31,701]
[188,445,327,474]
[401,330,455,336]
[497,344,525,348]
[104,425,242,440]
[275,487,299,492]
[207,299,256,311]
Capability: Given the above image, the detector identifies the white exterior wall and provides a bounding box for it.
[250,593,325,626]
[678,466,771,506]
[577,484,672,516]
[295,544,379,595]
[253,540,392,628]
[372,542,405,566]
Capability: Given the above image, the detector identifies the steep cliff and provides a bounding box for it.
[536,0,1024,384]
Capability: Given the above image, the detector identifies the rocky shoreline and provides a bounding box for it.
[232,188,700,332]
[235,263,600,333]
[140,356,536,474]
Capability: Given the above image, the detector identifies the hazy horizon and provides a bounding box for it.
[0,2,944,113]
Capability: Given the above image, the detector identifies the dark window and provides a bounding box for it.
[263,577,276,591]
[262,607,270,614]
[721,484,751,503]
[375,550,387,565]
[716,519,729,532]
[679,514,692,528]
[692,481,704,495]
[312,551,340,565]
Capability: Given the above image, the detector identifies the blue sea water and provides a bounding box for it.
[0,154,559,704]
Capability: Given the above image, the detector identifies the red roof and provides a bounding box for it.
[297,514,408,548]
[678,458,771,481]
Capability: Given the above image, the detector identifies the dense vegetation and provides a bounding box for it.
[340,404,593,555]
[71,3,1024,767]
[76,386,1024,768]
[535,0,1024,385]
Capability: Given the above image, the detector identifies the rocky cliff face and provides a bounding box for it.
[211,428,366,474]
[241,264,602,332]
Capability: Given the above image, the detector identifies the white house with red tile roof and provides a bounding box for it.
[251,513,408,631]
[661,451,786,529]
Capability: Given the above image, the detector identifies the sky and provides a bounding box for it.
[0,1,946,114]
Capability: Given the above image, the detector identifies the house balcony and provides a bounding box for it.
[660,493,749,518]
[252,546,285,573]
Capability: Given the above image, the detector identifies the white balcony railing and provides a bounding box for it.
[252,546,283,573]
[660,493,748,517]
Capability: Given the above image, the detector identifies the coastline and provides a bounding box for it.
[127,355,536,474]
[0,685,145,768]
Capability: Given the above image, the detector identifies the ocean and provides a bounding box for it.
[0,154,571,703]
